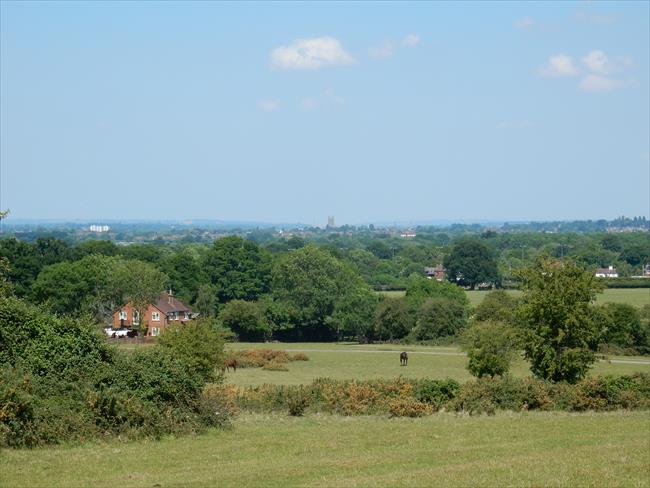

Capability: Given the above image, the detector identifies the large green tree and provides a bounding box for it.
[518,257,604,383]
[443,237,500,289]
[413,297,468,340]
[30,255,167,323]
[272,245,373,341]
[160,249,202,302]
[374,297,413,341]
[218,299,270,341]
[597,303,649,353]
[405,276,469,309]
[202,237,272,303]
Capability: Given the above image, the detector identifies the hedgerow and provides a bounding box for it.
[225,374,650,417]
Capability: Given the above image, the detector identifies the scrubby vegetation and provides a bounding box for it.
[225,348,309,370]
[221,373,650,417]
[0,298,230,448]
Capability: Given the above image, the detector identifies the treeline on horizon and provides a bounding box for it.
[1,215,648,241]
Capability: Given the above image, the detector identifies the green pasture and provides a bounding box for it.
[225,342,650,386]
[378,287,650,307]
[3,411,648,488]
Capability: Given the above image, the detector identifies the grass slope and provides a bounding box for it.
[2,411,648,488]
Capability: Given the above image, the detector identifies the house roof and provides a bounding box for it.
[154,293,193,314]
[595,268,617,274]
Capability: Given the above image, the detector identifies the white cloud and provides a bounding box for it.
[582,50,612,74]
[538,54,580,77]
[578,50,634,92]
[579,74,632,93]
[539,49,635,94]
[369,41,394,59]
[514,17,534,30]
[259,99,281,112]
[401,34,420,47]
[271,37,355,70]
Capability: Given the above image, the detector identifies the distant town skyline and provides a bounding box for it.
[1,1,648,223]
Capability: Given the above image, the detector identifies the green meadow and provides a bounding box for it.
[224,342,650,386]
[378,287,650,307]
[2,411,648,488]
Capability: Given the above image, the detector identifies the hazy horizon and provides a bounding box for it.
[1,1,649,223]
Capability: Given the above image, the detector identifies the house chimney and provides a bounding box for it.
[168,287,173,304]
[608,266,613,270]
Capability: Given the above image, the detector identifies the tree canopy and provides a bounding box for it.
[443,237,500,289]
[202,236,272,303]
[518,257,604,383]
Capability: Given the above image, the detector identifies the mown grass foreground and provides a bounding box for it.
[1,411,648,488]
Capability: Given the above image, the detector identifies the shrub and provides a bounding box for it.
[388,397,433,417]
[287,387,310,416]
[413,379,460,409]
[108,348,204,407]
[228,374,650,418]
[0,367,36,447]
[461,321,520,378]
[0,297,114,383]
[572,374,650,411]
[199,384,238,426]
[262,360,288,371]
[225,349,307,369]
[0,297,233,448]
[158,318,226,382]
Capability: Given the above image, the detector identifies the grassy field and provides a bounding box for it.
[2,411,648,488]
[378,288,650,307]
[225,342,650,386]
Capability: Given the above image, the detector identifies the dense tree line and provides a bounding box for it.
[0,230,648,350]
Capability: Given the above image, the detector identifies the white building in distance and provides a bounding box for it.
[89,225,110,233]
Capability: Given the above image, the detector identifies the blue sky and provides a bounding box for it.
[1,1,648,225]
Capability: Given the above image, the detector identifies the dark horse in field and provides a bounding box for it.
[225,358,237,372]
[400,352,408,366]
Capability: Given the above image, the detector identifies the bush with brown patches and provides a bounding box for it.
[227,373,650,417]
[388,397,433,417]
[225,349,308,370]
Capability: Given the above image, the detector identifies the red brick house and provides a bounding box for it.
[112,292,195,337]
[424,265,446,282]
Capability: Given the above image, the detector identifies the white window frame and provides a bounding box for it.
[119,311,127,320]
[184,311,190,320]
[151,327,160,337]
[169,312,177,320]
[133,310,140,325]
[152,311,160,322]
